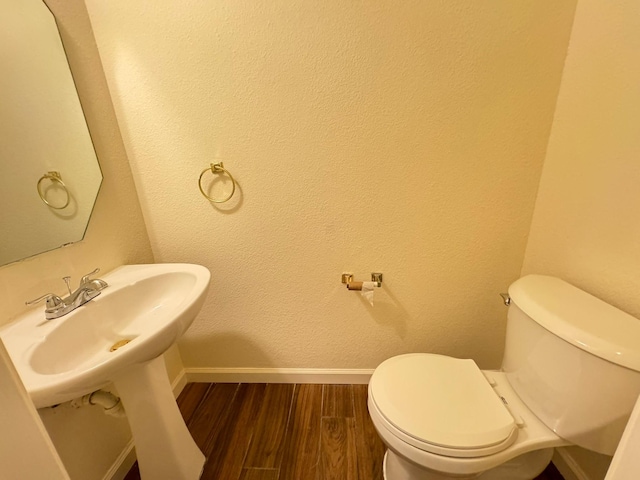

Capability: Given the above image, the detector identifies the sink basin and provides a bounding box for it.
[1,263,210,408]
[31,269,203,376]
[1,263,210,479]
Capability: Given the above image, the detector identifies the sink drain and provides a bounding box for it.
[109,339,132,352]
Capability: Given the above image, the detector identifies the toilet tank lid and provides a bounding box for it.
[509,275,640,372]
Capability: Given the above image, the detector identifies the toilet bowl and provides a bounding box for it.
[368,355,566,479]
[368,275,640,480]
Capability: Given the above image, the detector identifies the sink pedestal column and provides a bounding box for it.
[113,356,205,480]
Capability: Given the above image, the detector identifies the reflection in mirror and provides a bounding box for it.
[0,0,103,266]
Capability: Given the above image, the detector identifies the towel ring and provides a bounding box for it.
[198,162,236,203]
[37,171,70,209]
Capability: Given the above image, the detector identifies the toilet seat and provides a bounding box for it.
[368,367,568,477]
[369,354,518,458]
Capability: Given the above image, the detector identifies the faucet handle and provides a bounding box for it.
[80,268,108,291]
[62,276,73,295]
[80,268,101,286]
[26,293,63,309]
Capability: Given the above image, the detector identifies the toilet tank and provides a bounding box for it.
[502,275,640,456]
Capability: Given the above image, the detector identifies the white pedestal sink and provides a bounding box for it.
[0,263,211,480]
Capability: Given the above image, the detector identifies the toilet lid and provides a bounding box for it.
[370,354,517,456]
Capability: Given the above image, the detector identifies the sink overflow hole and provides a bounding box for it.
[110,339,132,352]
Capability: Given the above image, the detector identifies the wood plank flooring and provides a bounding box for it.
[124,383,564,480]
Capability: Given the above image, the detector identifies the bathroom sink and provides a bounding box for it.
[0,263,210,408]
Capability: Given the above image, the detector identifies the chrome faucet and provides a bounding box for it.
[26,268,108,320]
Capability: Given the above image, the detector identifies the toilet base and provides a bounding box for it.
[383,448,554,480]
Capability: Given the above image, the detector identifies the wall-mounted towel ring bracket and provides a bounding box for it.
[198,162,236,203]
[37,171,70,209]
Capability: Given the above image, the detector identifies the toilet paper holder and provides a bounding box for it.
[342,272,383,290]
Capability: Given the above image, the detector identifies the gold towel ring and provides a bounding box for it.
[37,171,70,209]
[198,162,236,203]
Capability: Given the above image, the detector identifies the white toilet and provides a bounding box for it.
[368,275,640,480]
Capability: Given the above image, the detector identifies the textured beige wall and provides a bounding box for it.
[522,0,640,320]
[0,1,155,479]
[85,0,576,371]
[522,0,640,478]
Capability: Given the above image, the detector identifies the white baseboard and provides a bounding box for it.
[172,368,188,397]
[553,448,591,480]
[102,440,135,480]
[185,367,374,385]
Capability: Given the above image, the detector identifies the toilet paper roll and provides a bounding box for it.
[361,281,376,306]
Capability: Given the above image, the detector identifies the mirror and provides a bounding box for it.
[0,0,103,266]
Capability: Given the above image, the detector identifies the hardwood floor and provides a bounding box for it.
[124,383,564,480]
